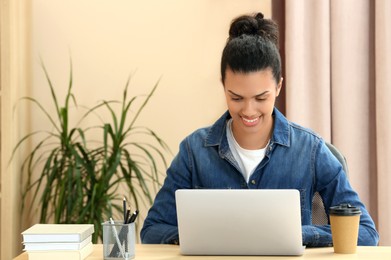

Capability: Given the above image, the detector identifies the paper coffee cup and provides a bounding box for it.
[329,204,361,254]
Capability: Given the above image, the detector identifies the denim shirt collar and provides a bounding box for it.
[204,107,291,150]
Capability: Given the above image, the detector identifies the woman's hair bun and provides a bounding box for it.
[228,12,279,46]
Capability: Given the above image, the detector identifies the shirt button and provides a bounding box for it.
[251,180,256,185]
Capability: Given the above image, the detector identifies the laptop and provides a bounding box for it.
[175,189,305,256]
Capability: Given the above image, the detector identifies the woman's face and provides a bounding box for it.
[223,68,282,141]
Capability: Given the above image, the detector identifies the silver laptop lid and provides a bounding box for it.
[175,189,304,256]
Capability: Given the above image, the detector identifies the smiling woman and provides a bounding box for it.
[141,11,378,247]
[223,69,281,150]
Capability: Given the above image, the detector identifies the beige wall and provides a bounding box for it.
[29,0,271,158]
[28,1,271,212]
[2,0,271,257]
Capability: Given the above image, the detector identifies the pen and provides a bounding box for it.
[128,210,139,223]
[125,207,130,224]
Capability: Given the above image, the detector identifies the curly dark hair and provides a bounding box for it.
[221,13,281,84]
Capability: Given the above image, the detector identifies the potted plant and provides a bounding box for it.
[12,61,170,242]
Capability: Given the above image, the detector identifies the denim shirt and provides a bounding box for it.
[141,108,379,247]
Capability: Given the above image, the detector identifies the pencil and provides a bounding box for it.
[109,218,125,258]
[123,197,127,223]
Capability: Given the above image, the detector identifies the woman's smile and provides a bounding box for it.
[241,116,260,127]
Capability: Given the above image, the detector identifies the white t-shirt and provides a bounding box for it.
[226,119,268,183]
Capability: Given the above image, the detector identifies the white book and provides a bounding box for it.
[26,242,93,260]
[24,235,92,251]
[22,224,94,243]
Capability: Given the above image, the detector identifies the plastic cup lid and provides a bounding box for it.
[329,203,362,216]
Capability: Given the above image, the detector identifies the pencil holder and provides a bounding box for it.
[102,221,135,260]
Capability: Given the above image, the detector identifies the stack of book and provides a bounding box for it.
[22,224,94,260]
